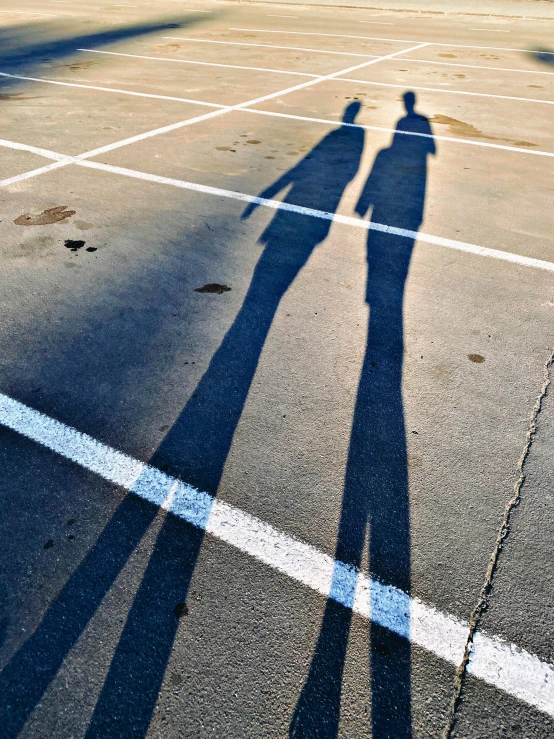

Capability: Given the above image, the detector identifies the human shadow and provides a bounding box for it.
[289,92,436,739]
[526,47,554,66]
[0,103,364,737]
[83,101,365,738]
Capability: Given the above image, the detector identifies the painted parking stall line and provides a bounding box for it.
[162,36,381,59]
[0,391,553,718]
[229,27,554,55]
[0,75,551,159]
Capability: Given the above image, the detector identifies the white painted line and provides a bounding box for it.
[0,71,226,108]
[78,49,321,78]
[11,42,425,169]
[0,9,57,16]
[0,137,72,162]
[337,76,554,105]
[400,56,554,77]
[469,28,511,32]
[78,159,554,273]
[0,161,70,188]
[1,72,550,158]
[0,391,553,718]
[244,108,554,158]
[163,36,379,59]
[229,27,554,55]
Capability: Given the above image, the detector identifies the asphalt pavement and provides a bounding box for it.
[0,1,553,737]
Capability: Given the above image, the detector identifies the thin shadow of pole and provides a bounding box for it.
[289,92,436,739]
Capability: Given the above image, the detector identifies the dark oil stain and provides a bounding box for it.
[64,239,86,251]
[67,534,75,541]
[265,156,275,159]
[67,519,76,526]
[438,53,456,58]
[429,115,536,147]
[480,54,500,60]
[247,139,261,144]
[173,602,189,618]
[14,206,76,226]
[454,74,466,78]
[216,146,233,151]
[194,283,231,294]
[159,424,170,432]
[57,60,97,72]
[74,220,93,230]
[398,69,408,71]
[287,151,299,155]
[468,353,485,363]
[43,540,54,549]
[528,85,543,88]
[239,134,249,137]
[169,673,184,687]
[85,246,97,252]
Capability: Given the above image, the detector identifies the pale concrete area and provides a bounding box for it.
[0,2,553,738]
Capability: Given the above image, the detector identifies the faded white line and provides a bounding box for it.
[399,56,554,76]
[0,9,57,15]
[229,27,554,55]
[337,76,554,104]
[359,21,394,25]
[163,36,380,59]
[469,28,511,32]
[78,159,554,273]
[0,137,72,162]
[243,108,553,158]
[0,71,226,108]
[0,391,553,718]
[0,161,71,187]
[1,71,550,158]
[78,48,321,78]
[1,42,427,178]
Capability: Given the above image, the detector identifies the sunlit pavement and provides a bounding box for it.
[0,1,553,737]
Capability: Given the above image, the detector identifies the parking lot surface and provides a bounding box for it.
[0,2,553,737]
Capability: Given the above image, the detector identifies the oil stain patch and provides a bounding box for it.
[429,115,536,147]
[14,206,76,226]
[468,353,485,363]
[195,283,231,294]
[65,239,86,252]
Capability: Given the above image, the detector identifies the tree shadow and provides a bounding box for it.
[289,92,436,739]
[0,13,208,93]
[0,103,365,737]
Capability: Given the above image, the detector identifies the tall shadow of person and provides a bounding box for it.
[80,103,366,736]
[0,104,364,738]
[290,92,436,739]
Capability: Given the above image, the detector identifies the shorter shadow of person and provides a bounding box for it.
[290,92,436,739]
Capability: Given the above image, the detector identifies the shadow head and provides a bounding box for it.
[403,91,416,115]
[342,100,362,124]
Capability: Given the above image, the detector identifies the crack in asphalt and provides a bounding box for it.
[442,347,554,738]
